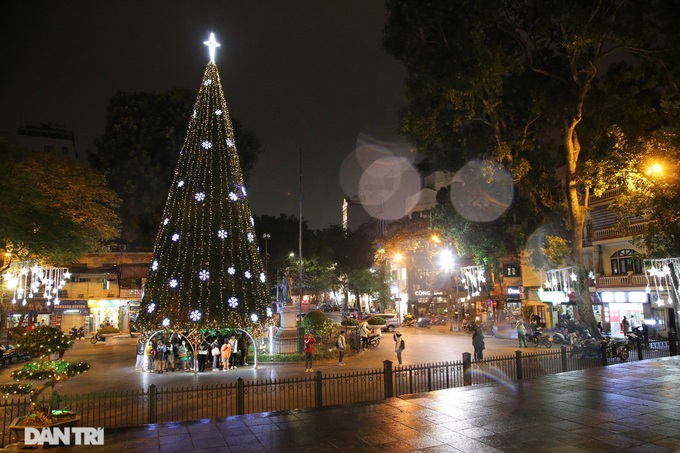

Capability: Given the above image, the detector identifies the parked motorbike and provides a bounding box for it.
[90,333,107,344]
[416,315,431,328]
[626,326,644,347]
[570,338,602,359]
[0,344,30,364]
[527,327,552,348]
[402,314,416,327]
[71,326,86,340]
[367,332,381,349]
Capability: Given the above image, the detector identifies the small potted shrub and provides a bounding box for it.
[0,326,90,440]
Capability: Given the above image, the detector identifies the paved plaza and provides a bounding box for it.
[9,355,678,452]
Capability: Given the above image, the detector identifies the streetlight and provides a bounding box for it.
[262,233,271,270]
[439,249,456,332]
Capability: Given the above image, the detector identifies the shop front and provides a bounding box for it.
[52,300,90,334]
[87,299,125,332]
[599,290,648,338]
[7,300,52,330]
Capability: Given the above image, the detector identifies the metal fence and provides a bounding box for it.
[1,337,676,447]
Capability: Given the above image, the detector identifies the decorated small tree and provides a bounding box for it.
[0,326,90,425]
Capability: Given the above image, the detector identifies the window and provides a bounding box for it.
[505,266,520,277]
[610,249,642,275]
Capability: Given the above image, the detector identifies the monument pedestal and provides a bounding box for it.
[273,305,303,354]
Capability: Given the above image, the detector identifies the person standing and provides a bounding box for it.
[516,320,527,348]
[622,316,630,334]
[211,338,221,371]
[394,332,405,365]
[359,321,369,351]
[337,331,346,366]
[238,335,248,366]
[228,335,238,369]
[166,341,177,372]
[178,341,190,371]
[135,336,146,371]
[154,340,167,374]
[220,339,232,371]
[197,341,209,372]
[304,333,316,372]
[472,327,485,361]
[145,339,155,372]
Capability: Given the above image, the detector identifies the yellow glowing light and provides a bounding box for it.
[646,163,663,176]
[394,253,403,262]
[431,234,441,243]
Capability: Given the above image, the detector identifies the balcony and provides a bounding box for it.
[584,221,650,247]
[119,289,142,299]
[594,273,647,289]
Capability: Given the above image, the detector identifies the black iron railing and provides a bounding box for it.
[0,333,676,447]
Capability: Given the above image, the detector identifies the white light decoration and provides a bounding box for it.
[250,217,255,226]
[201,140,212,149]
[204,79,213,86]
[244,270,252,279]
[199,270,210,281]
[266,307,273,317]
[189,310,202,322]
[570,272,577,281]
[162,318,171,328]
[169,279,178,288]
[2,260,70,307]
[228,297,239,308]
[250,313,259,322]
[215,109,222,116]
[259,273,266,283]
[226,138,233,148]
[151,260,159,271]
[217,229,228,239]
[644,258,680,314]
[240,186,247,196]
[228,192,238,201]
[147,303,156,313]
[247,232,255,243]
[203,32,220,63]
[177,180,185,187]
[227,267,236,275]
[172,233,180,242]
[460,264,486,299]
[192,110,196,118]
[195,192,206,202]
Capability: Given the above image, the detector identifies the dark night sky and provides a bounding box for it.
[0,1,409,230]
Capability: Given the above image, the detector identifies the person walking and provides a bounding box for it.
[220,339,232,371]
[211,338,221,371]
[337,331,346,366]
[472,327,485,361]
[135,336,146,371]
[394,332,405,365]
[304,333,316,372]
[359,321,369,351]
[516,320,527,348]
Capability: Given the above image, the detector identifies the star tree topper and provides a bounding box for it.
[204,32,221,63]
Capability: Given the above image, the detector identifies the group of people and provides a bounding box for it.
[135,332,250,373]
[302,329,405,371]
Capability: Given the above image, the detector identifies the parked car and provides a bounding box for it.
[362,314,400,332]
[342,307,361,319]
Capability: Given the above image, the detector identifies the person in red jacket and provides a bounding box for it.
[304,333,316,372]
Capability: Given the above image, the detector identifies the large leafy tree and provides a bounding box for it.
[384,0,680,333]
[91,88,264,249]
[0,137,121,268]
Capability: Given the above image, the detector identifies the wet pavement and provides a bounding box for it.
[10,355,679,452]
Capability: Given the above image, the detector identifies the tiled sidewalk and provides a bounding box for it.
[7,356,680,452]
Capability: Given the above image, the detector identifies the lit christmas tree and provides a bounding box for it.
[137,33,272,333]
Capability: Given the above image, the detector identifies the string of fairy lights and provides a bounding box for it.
[460,265,486,300]
[138,34,271,331]
[537,266,578,302]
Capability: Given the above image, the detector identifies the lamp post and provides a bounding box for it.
[262,233,271,270]
[439,249,456,332]
[394,253,403,321]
